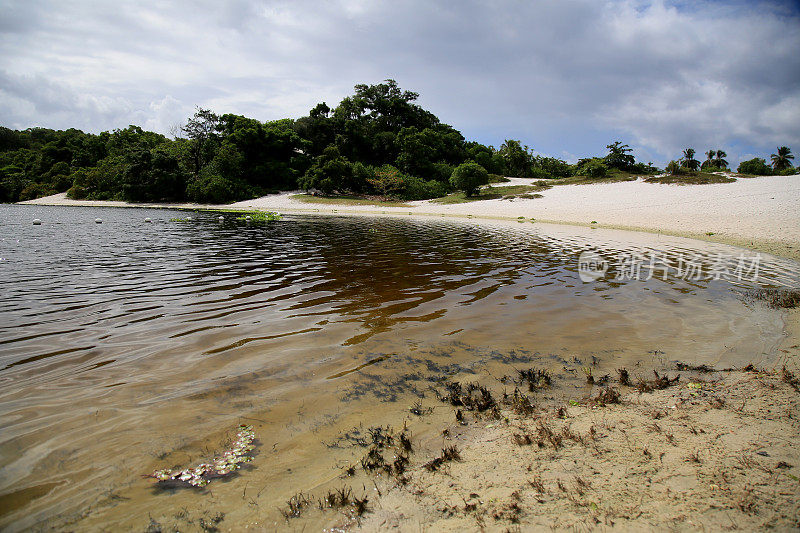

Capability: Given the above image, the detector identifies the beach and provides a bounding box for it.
[21,174,800,261]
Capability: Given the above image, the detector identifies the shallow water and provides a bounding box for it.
[0,205,798,531]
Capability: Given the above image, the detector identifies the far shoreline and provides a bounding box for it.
[15,175,800,262]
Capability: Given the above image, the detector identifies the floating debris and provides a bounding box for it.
[32,219,41,225]
[147,425,256,488]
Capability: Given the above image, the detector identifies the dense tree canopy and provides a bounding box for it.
[6,80,782,205]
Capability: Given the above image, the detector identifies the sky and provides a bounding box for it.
[1,0,799,167]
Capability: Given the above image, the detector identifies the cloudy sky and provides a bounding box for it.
[1,0,799,166]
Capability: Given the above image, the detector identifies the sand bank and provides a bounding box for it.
[19,175,800,260]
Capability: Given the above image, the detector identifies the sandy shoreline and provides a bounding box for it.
[18,174,800,261]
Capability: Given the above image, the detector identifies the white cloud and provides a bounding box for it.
[0,0,798,166]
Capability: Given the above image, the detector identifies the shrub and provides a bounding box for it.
[576,158,608,178]
[530,156,572,179]
[630,162,660,175]
[367,165,408,197]
[19,182,56,201]
[401,176,449,200]
[450,162,489,196]
[737,158,772,176]
[665,160,687,175]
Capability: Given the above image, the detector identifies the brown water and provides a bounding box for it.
[0,205,798,531]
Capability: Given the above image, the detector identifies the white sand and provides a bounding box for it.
[18,175,800,259]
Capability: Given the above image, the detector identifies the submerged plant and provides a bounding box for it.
[148,425,256,488]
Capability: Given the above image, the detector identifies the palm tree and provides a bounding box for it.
[701,149,715,170]
[771,146,794,171]
[714,150,728,169]
[681,148,700,171]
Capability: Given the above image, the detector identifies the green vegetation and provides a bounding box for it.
[549,169,639,185]
[737,157,773,175]
[700,149,728,171]
[291,194,413,207]
[645,173,735,185]
[1,79,793,205]
[432,184,549,204]
[681,148,700,171]
[234,211,280,221]
[771,146,794,172]
[449,161,489,196]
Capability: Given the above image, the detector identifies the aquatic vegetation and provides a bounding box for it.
[589,386,621,406]
[437,381,496,412]
[234,211,280,222]
[147,425,256,488]
[636,371,680,393]
[742,288,800,309]
[280,492,312,519]
[518,368,551,391]
[423,445,461,472]
[504,388,535,416]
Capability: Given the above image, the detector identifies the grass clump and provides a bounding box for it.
[519,368,552,391]
[644,172,735,185]
[589,386,621,406]
[291,194,413,207]
[437,382,497,412]
[423,445,461,471]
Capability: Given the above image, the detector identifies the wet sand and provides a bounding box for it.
[335,310,800,532]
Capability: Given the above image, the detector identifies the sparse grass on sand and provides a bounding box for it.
[547,170,641,186]
[432,184,550,204]
[352,364,800,532]
[645,172,736,185]
[291,194,414,208]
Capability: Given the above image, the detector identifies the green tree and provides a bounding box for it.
[714,150,728,169]
[121,148,187,202]
[497,140,533,178]
[681,148,700,171]
[771,146,794,171]
[449,162,488,196]
[701,150,715,170]
[604,141,635,171]
[298,146,354,194]
[181,107,220,177]
[531,156,571,179]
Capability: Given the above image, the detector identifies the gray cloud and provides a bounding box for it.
[1,0,798,166]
